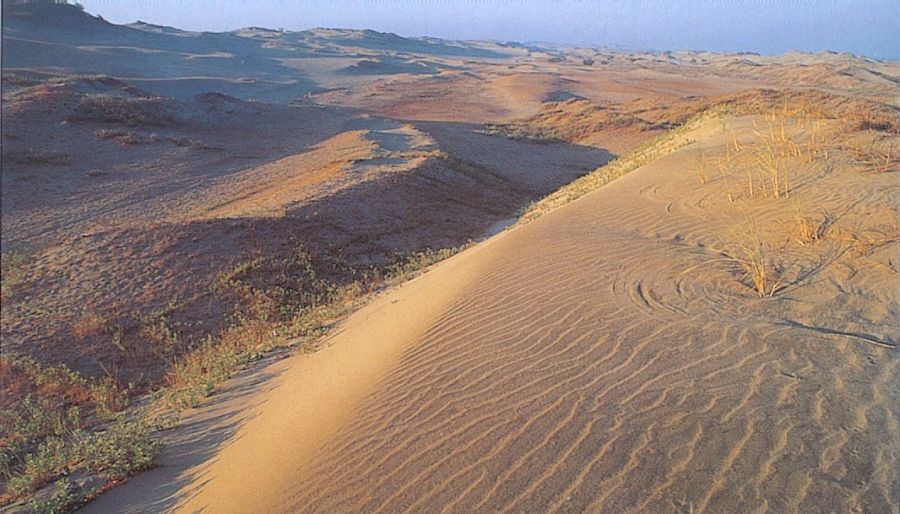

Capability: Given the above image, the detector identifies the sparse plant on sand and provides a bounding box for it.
[807,120,826,162]
[729,129,742,153]
[835,219,900,257]
[790,207,832,246]
[684,221,784,298]
[727,225,784,298]
[716,158,736,203]
[841,133,899,173]
[749,119,792,199]
[693,150,709,184]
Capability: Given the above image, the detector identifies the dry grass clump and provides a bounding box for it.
[791,210,832,246]
[733,239,783,298]
[70,313,110,341]
[840,134,899,173]
[786,194,833,247]
[747,118,798,199]
[684,222,785,298]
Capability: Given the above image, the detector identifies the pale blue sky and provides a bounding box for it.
[79,0,900,60]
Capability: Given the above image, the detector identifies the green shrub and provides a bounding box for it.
[79,417,162,479]
[27,478,88,514]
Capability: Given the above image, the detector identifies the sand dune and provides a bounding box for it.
[3,3,898,510]
[85,115,898,513]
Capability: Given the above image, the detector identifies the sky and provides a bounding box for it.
[78,0,900,60]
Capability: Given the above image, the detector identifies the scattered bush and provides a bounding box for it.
[27,478,88,514]
[78,417,162,480]
[1,398,162,503]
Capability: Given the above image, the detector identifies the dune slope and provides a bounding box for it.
[84,114,898,513]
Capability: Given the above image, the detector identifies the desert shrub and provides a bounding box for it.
[27,477,88,514]
[2,406,162,502]
[166,335,245,409]
[0,356,161,504]
[1,398,81,496]
[78,417,162,480]
[7,437,73,496]
[88,377,129,421]
[0,397,81,450]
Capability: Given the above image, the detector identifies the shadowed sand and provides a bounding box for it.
[84,115,899,513]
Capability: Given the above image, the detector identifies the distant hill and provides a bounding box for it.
[1,1,518,102]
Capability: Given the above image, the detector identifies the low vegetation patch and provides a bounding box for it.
[3,231,476,508]
[1,253,29,297]
[68,96,180,127]
[0,356,155,508]
[0,391,163,508]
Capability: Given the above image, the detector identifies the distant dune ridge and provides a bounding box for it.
[1,1,898,512]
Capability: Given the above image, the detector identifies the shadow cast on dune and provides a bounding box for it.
[1,115,611,387]
[81,359,288,513]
